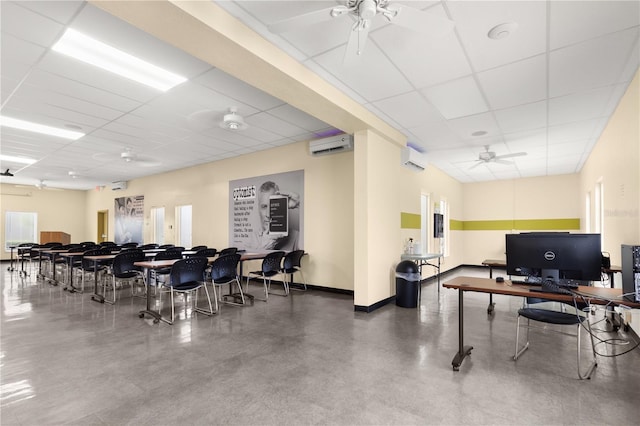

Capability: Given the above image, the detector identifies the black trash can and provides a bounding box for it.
[395,260,420,308]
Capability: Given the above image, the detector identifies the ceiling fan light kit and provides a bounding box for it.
[220,107,248,131]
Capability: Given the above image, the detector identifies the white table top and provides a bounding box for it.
[400,253,442,261]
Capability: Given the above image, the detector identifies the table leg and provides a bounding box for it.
[486,266,496,314]
[91,260,105,303]
[139,268,162,323]
[64,256,80,293]
[8,248,16,272]
[452,289,473,371]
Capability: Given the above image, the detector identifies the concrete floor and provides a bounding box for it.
[1,263,639,425]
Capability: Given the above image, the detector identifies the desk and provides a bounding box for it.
[84,254,117,303]
[481,259,507,314]
[400,253,442,302]
[442,276,639,372]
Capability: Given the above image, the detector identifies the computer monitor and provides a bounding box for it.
[506,232,602,284]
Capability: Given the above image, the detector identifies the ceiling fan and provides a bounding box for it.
[187,107,249,132]
[15,179,62,191]
[268,0,455,62]
[469,145,527,170]
[93,148,161,167]
[1,169,14,177]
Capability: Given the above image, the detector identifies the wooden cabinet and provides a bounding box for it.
[40,231,70,245]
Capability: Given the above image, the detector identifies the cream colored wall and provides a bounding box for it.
[462,174,581,265]
[580,71,639,263]
[0,184,88,259]
[85,140,355,290]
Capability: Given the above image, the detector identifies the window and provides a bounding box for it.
[150,207,165,244]
[5,212,37,251]
[176,205,192,248]
[420,194,430,254]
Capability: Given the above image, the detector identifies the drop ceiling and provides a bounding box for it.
[1,1,638,190]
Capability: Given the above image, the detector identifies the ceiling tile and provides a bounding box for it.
[494,101,547,134]
[267,104,330,132]
[0,1,64,47]
[548,86,615,126]
[446,112,502,143]
[550,1,640,49]
[549,28,639,97]
[371,91,442,129]
[547,119,600,145]
[421,76,488,119]
[195,69,284,111]
[477,54,546,110]
[246,112,308,138]
[17,1,84,25]
[448,0,547,71]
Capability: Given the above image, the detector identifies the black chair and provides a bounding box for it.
[190,245,208,251]
[104,250,145,304]
[209,253,244,308]
[160,257,214,324]
[219,247,238,256]
[281,250,307,291]
[514,297,597,379]
[120,242,139,249]
[139,243,159,250]
[100,241,117,247]
[195,248,217,258]
[152,249,184,288]
[245,251,286,301]
[76,248,112,293]
[158,244,175,249]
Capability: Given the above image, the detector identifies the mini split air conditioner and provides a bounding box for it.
[309,134,353,156]
[401,147,427,171]
[111,181,128,191]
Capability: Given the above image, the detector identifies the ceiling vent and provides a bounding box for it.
[309,134,353,156]
[401,146,427,172]
[111,181,128,191]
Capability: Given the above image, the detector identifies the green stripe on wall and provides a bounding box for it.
[450,218,580,231]
[401,212,421,229]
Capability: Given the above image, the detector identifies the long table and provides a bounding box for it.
[442,276,640,372]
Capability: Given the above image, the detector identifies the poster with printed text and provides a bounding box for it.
[114,195,144,245]
[229,170,304,251]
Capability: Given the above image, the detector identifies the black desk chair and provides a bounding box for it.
[514,297,597,379]
[160,257,214,324]
[219,247,238,256]
[245,251,286,301]
[281,250,307,291]
[190,245,208,251]
[151,250,184,289]
[209,253,244,309]
[104,250,145,304]
[77,248,112,293]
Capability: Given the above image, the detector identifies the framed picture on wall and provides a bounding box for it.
[434,213,444,238]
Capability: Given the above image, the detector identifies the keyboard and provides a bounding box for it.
[528,280,575,295]
[511,279,542,287]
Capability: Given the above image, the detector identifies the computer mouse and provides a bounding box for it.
[496,276,504,283]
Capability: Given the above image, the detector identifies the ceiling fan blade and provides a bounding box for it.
[268,6,347,34]
[494,152,527,160]
[494,159,515,166]
[136,159,161,168]
[468,161,483,170]
[344,20,371,65]
[385,5,454,38]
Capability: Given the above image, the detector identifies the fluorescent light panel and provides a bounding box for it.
[0,116,84,140]
[52,28,187,91]
[0,154,37,165]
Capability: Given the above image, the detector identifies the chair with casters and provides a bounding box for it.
[513,297,597,380]
[104,250,146,304]
[209,253,245,308]
[281,250,307,291]
[245,251,286,301]
[159,257,214,324]
[218,247,238,256]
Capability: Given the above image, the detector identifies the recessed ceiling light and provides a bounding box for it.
[52,28,187,92]
[471,130,488,137]
[0,154,37,165]
[487,22,518,40]
[0,116,84,140]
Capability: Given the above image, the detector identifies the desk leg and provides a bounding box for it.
[139,268,162,323]
[90,261,105,303]
[487,266,495,314]
[452,290,473,371]
[437,257,440,295]
[8,248,16,272]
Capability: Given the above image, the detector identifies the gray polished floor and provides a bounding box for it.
[1,264,639,425]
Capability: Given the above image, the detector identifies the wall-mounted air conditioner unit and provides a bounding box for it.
[111,181,128,191]
[401,147,427,171]
[309,134,353,156]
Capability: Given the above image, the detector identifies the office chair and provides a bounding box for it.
[190,245,208,251]
[151,249,184,289]
[160,257,214,324]
[218,247,238,256]
[209,253,244,309]
[104,250,145,304]
[245,251,286,301]
[76,248,112,293]
[281,250,307,291]
[513,297,597,379]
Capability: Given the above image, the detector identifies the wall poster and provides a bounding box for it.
[114,195,144,245]
[229,170,304,251]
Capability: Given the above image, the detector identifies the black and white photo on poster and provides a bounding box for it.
[114,195,144,245]
[229,170,304,251]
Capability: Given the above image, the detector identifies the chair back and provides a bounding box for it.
[195,248,217,258]
[190,245,208,251]
[261,251,286,274]
[154,250,183,261]
[139,243,159,250]
[43,242,63,248]
[219,247,238,256]
[210,254,241,282]
[120,242,139,249]
[169,257,208,287]
[112,250,145,277]
[283,250,305,270]
[158,244,175,249]
[100,241,117,247]
[81,248,113,269]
